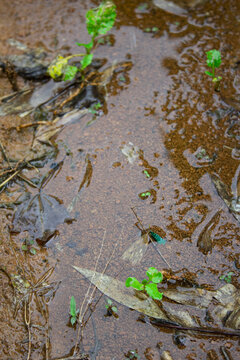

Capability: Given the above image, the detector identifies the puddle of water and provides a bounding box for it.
[0,0,240,359]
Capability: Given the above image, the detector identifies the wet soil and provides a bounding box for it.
[0,0,240,359]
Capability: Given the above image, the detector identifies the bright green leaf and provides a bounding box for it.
[70,296,77,317]
[206,49,221,68]
[205,70,213,77]
[112,306,118,313]
[146,267,163,284]
[81,53,93,70]
[125,277,144,291]
[76,40,94,52]
[64,65,78,81]
[140,192,151,197]
[145,283,163,300]
[85,1,116,38]
[21,244,28,251]
[143,170,150,178]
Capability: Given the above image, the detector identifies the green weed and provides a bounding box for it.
[126,267,163,300]
[205,49,222,90]
[21,238,37,255]
[88,102,102,114]
[105,298,118,317]
[69,296,79,326]
[219,272,233,284]
[48,1,116,81]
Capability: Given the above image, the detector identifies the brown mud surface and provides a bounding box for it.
[0,0,239,359]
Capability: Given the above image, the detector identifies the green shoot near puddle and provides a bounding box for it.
[126,267,163,300]
[105,298,118,317]
[205,49,222,90]
[219,272,233,284]
[69,296,79,326]
[48,1,116,81]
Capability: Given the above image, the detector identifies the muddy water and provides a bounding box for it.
[0,0,240,359]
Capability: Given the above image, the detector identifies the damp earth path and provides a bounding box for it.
[0,0,239,359]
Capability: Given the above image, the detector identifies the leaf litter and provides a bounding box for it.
[73,267,240,334]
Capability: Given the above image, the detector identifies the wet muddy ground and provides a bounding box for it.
[0,0,240,359]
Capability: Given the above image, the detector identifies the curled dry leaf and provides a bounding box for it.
[197,211,220,254]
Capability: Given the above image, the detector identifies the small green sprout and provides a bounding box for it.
[69,296,79,326]
[48,1,116,81]
[205,49,222,90]
[88,102,102,114]
[126,267,163,301]
[125,349,140,359]
[219,272,233,284]
[143,170,150,178]
[21,238,37,255]
[140,191,151,198]
[105,298,118,317]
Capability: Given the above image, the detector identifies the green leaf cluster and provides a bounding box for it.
[105,298,118,314]
[21,238,37,255]
[205,49,222,85]
[48,1,116,81]
[125,267,163,301]
[85,1,116,39]
[70,296,79,326]
[219,272,233,284]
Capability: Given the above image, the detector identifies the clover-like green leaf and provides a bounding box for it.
[145,283,163,300]
[206,49,221,68]
[146,267,163,284]
[125,277,144,291]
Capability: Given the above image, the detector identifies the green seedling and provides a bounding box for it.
[69,296,79,326]
[105,298,118,317]
[125,350,140,359]
[144,27,159,33]
[48,1,116,81]
[205,49,222,90]
[140,191,151,198]
[88,102,102,114]
[21,238,37,255]
[143,170,150,178]
[126,267,163,300]
[219,272,233,284]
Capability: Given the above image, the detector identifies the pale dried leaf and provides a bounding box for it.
[163,287,213,308]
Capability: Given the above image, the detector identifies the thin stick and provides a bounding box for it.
[0,141,10,166]
[82,240,119,328]
[0,169,20,189]
[74,230,106,355]
[153,319,240,337]
[25,299,32,360]
[16,121,48,131]
[17,174,39,188]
